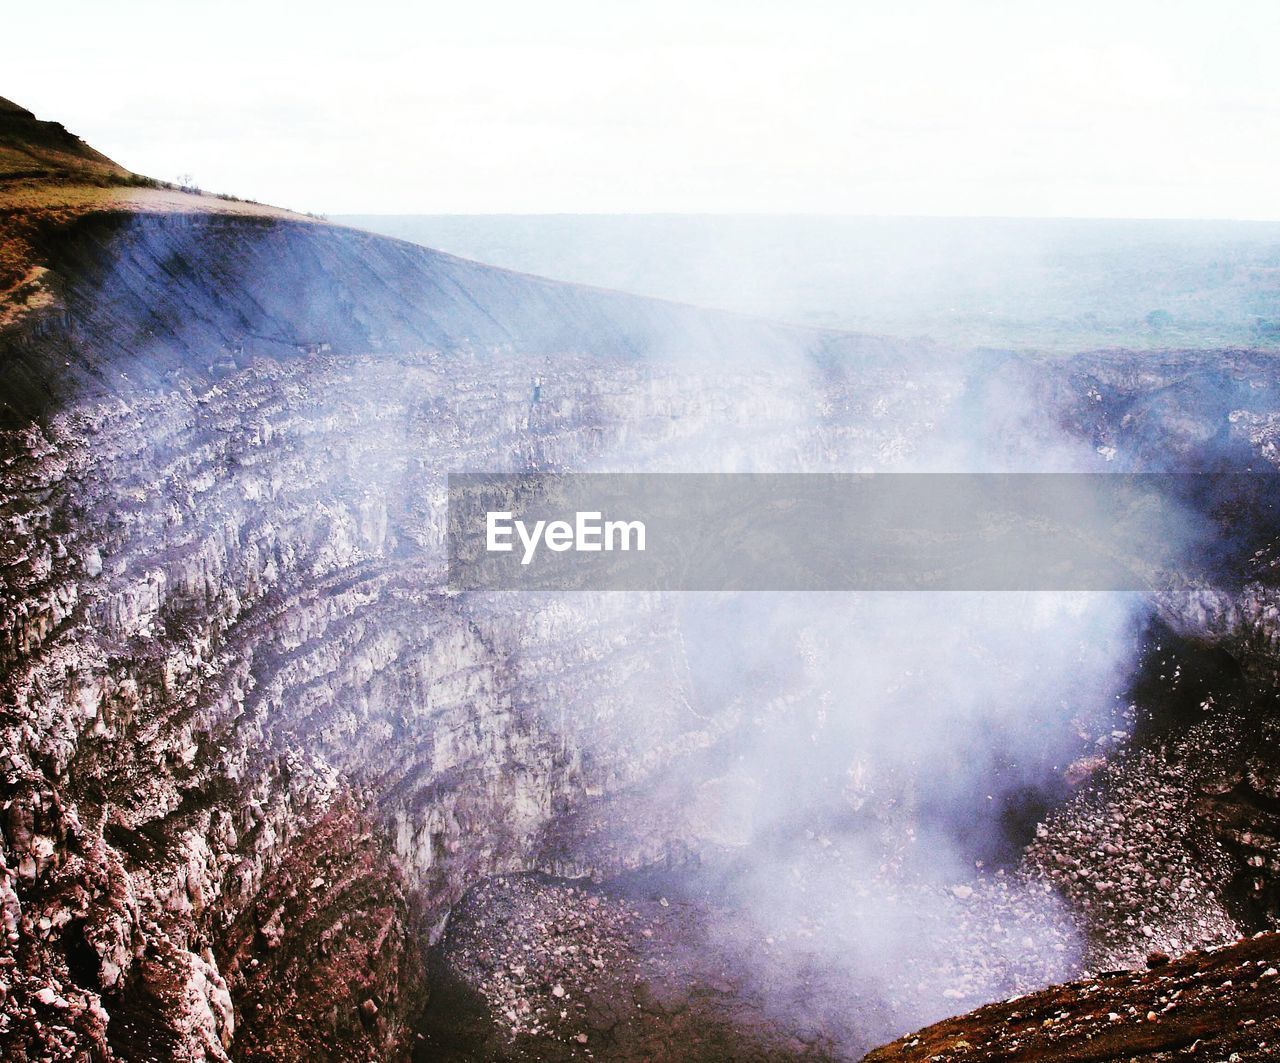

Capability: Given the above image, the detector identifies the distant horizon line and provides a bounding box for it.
[328,211,1280,224]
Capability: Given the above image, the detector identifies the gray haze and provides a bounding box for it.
[341,215,1280,351]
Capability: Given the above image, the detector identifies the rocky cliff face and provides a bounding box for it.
[5,117,1280,1062]
[0,199,949,1060]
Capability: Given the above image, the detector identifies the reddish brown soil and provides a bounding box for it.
[866,932,1280,1062]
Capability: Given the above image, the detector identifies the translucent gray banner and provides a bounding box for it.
[446,473,1269,591]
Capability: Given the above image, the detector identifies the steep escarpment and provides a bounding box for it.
[0,183,945,1060]
[1,208,854,427]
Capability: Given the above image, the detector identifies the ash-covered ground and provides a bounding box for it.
[418,854,1076,1063]
[418,774,1253,1062]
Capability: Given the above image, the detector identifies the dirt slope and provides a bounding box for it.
[865,933,1280,1062]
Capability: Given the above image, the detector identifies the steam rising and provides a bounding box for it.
[43,210,1218,1055]
[466,323,1169,1051]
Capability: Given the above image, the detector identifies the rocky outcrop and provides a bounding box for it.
[0,190,950,1060]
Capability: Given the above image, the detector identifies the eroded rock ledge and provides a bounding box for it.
[0,206,941,1059]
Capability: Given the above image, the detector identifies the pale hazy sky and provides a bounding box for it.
[7,0,1280,218]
